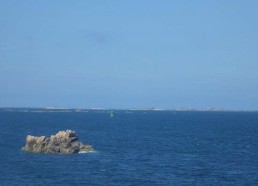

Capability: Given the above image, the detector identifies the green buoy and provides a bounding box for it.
[110,110,114,118]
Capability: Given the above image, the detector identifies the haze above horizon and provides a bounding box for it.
[1,0,258,110]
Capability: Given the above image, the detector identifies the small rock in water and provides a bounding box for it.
[22,130,94,154]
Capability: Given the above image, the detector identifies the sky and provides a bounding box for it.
[0,0,258,110]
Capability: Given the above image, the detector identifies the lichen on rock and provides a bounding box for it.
[22,130,94,154]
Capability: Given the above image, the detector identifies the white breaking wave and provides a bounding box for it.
[78,150,97,154]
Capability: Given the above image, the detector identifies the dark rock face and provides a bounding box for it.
[22,130,94,154]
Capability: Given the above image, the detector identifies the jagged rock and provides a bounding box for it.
[22,130,94,154]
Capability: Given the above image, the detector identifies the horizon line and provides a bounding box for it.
[0,107,258,112]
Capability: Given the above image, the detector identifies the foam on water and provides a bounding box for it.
[79,150,97,154]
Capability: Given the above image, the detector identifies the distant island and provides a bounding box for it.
[0,107,257,112]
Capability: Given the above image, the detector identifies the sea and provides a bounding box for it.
[0,109,258,186]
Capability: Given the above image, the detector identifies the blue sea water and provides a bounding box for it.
[0,110,258,185]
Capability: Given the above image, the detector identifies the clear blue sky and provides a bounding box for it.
[1,0,258,110]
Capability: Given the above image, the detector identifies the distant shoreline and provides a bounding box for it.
[0,107,257,113]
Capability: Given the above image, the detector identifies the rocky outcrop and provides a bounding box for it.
[22,130,94,154]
